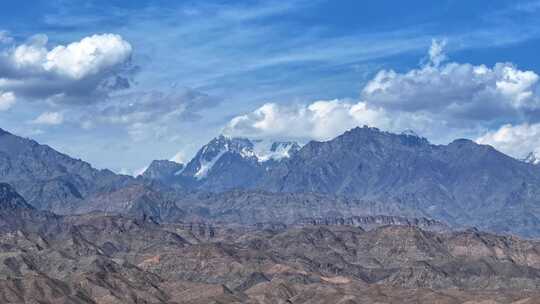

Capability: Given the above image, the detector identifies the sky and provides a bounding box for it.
[2,0,540,174]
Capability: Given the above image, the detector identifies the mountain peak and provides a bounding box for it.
[142,160,185,181]
[449,138,477,147]
[172,135,302,184]
[339,126,429,147]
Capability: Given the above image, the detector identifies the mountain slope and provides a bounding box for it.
[141,159,185,184]
[136,126,540,237]
[0,182,34,210]
[0,128,135,212]
[258,126,540,236]
[0,183,62,233]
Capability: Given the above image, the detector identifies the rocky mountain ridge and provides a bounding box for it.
[143,126,540,237]
[0,128,137,212]
[3,126,540,237]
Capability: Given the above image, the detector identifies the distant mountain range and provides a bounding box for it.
[144,126,540,237]
[2,126,540,237]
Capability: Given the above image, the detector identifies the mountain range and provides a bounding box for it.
[143,126,540,237]
[2,125,540,238]
[3,126,540,302]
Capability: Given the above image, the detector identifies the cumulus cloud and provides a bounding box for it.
[0,33,133,105]
[476,123,540,158]
[427,39,447,67]
[362,40,540,124]
[0,91,16,111]
[31,112,64,125]
[224,100,391,140]
[170,151,186,164]
[223,99,451,141]
[225,39,540,156]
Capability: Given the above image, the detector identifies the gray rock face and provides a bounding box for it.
[141,159,185,183]
[0,128,136,212]
[0,183,34,210]
[0,183,62,233]
[175,190,426,226]
[294,215,449,232]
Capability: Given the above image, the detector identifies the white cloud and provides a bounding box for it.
[362,43,540,123]
[224,100,391,141]
[31,112,64,125]
[0,91,15,111]
[427,39,447,67]
[170,151,186,164]
[476,123,540,158]
[43,34,132,80]
[0,33,133,104]
[223,98,455,142]
[8,33,132,80]
[225,40,540,149]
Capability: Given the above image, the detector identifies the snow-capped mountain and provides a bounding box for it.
[181,136,256,181]
[522,152,540,165]
[144,135,302,191]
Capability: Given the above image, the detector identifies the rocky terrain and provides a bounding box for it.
[3,126,540,238]
[0,183,540,303]
[3,127,540,302]
[0,128,136,212]
[144,127,540,238]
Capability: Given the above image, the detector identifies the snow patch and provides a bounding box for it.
[252,141,300,162]
[194,150,226,180]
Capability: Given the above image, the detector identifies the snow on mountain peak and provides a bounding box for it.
[203,135,300,162]
[186,136,301,180]
[253,141,301,162]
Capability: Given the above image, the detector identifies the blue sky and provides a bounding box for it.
[2,0,540,174]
